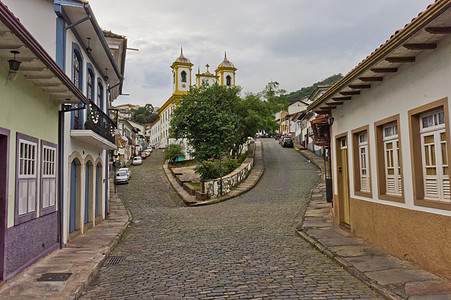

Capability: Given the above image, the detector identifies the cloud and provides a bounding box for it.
[90,0,434,107]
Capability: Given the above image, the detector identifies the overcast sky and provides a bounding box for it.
[90,0,434,108]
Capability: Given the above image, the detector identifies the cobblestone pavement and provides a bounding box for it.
[82,140,381,299]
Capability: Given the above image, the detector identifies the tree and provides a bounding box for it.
[259,81,288,112]
[170,84,241,161]
[170,83,279,160]
[131,104,159,124]
[164,144,185,163]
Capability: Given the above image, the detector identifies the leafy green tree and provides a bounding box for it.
[164,144,185,163]
[170,83,279,160]
[170,84,240,161]
[131,104,159,124]
[259,81,288,112]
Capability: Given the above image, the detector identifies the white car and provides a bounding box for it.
[132,156,142,165]
[146,147,153,153]
[118,167,131,179]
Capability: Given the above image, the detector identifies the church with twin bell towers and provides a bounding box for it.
[150,49,237,151]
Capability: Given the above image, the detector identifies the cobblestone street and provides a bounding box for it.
[82,139,381,299]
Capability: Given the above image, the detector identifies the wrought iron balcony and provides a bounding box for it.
[71,101,117,150]
[84,101,116,144]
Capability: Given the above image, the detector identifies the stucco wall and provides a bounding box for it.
[350,198,451,280]
[2,0,56,59]
[0,65,59,228]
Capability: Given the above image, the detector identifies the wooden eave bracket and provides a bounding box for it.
[371,67,398,73]
[340,91,360,96]
[359,77,383,82]
[332,96,352,101]
[349,84,371,89]
[403,43,437,50]
[425,26,451,34]
[385,56,415,63]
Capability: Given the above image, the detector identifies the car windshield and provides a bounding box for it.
[117,171,127,176]
[284,138,292,141]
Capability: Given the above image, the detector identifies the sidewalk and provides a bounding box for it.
[164,141,265,206]
[0,192,130,300]
[296,148,451,299]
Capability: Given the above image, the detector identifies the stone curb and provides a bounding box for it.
[0,189,131,300]
[295,149,402,300]
[295,229,401,300]
[72,193,132,299]
[164,142,265,206]
[294,148,451,299]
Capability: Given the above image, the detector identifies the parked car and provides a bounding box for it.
[133,156,143,165]
[119,167,131,179]
[281,137,294,148]
[140,152,147,159]
[274,134,282,140]
[115,169,129,184]
[146,147,153,153]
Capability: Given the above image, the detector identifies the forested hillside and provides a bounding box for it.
[286,74,343,103]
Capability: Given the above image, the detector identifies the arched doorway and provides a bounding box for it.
[69,158,82,235]
[84,161,94,229]
[95,163,103,222]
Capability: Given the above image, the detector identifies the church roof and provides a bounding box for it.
[175,48,191,63]
[218,56,234,68]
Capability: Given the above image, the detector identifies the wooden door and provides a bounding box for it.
[337,137,351,225]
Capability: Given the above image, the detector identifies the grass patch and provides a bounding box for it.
[188,182,201,190]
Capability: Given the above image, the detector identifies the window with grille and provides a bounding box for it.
[383,123,402,196]
[15,133,38,224]
[41,142,57,214]
[358,131,370,192]
[181,71,187,83]
[420,110,449,201]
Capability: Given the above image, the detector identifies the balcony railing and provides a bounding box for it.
[83,101,116,144]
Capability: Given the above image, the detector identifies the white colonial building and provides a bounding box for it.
[308,0,451,279]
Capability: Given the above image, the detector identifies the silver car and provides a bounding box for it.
[115,170,129,184]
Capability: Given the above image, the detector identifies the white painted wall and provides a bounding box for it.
[331,35,451,217]
[3,0,57,59]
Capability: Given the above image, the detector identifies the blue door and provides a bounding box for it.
[69,162,77,233]
[95,165,100,218]
[84,164,89,224]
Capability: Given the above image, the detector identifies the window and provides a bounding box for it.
[97,80,104,111]
[181,70,187,83]
[226,75,232,86]
[358,132,370,192]
[15,133,38,224]
[73,51,80,88]
[352,126,372,197]
[420,110,448,201]
[375,116,404,202]
[409,98,451,210]
[41,141,57,215]
[87,68,94,101]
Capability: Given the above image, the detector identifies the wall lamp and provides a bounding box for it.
[328,116,334,126]
[8,50,21,71]
[85,37,92,54]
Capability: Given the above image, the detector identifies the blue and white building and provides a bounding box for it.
[3,0,127,244]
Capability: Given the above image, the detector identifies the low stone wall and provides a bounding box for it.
[202,142,255,199]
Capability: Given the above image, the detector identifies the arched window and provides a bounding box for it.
[181,70,187,83]
[87,68,94,101]
[226,75,232,86]
[72,48,83,90]
[97,80,104,111]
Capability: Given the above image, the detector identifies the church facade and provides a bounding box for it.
[150,50,237,151]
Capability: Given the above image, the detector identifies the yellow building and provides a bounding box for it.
[150,49,237,151]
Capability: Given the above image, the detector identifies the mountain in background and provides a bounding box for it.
[286,73,343,103]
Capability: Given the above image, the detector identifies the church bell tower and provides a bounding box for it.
[171,48,193,95]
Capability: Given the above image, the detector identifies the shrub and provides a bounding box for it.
[223,158,240,174]
[195,160,220,180]
[164,144,185,163]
